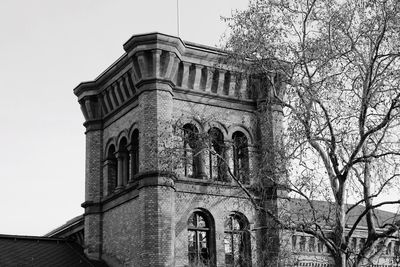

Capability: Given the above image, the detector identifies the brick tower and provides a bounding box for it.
[74,33,285,267]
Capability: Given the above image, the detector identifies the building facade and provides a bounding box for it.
[73,32,286,267]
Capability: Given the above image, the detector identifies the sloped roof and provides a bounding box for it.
[0,234,107,267]
[45,214,83,237]
[289,198,399,230]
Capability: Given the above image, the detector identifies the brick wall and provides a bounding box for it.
[103,105,140,146]
[139,185,175,267]
[174,188,255,267]
[102,198,141,266]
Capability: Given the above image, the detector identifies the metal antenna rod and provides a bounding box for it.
[177,0,180,37]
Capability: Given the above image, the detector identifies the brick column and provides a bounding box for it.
[256,95,288,266]
[137,85,176,267]
[82,121,103,261]
[123,36,184,266]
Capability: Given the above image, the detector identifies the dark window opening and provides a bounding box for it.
[116,137,129,188]
[105,145,117,194]
[232,131,249,184]
[208,127,226,181]
[183,124,201,178]
[188,212,213,266]
[224,214,251,267]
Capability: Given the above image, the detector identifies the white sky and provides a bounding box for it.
[0,0,249,236]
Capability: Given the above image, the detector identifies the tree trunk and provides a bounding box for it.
[334,181,347,267]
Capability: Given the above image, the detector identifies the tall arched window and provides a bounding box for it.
[224,213,251,267]
[116,137,129,189]
[208,127,226,181]
[129,129,139,181]
[105,144,117,194]
[188,211,214,266]
[232,132,249,184]
[183,124,200,178]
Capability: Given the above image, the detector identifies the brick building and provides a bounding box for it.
[69,32,399,267]
[72,32,280,267]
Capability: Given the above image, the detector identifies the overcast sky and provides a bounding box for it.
[0,0,249,236]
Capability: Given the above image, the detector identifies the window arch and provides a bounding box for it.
[129,129,139,181]
[224,213,251,267]
[208,127,227,181]
[232,131,249,184]
[188,211,215,266]
[105,144,117,194]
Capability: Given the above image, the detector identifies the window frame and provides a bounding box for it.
[208,127,226,181]
[224,213,251,267]
[105,144,117,194]
[232,131,250,184]
[187,210,215,266]
[183,124,200,178]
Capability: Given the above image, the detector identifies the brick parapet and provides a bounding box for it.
[73,33,274,129]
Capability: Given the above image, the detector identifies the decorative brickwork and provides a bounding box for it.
[74,33,285,267]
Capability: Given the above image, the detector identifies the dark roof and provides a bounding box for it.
[45,214,84,238]
[0,234,108,267]
[289,198,399,230]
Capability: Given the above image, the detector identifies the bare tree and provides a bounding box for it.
[215,0,400,266]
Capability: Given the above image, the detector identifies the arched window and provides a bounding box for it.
[105,144,117,194]
[129,129,139,181]
[183,124,200,178]
[208,127,226,181]
[224,213,251,267]
[116,137,129,189]
[232,131,249,184]
[188,211,214,266]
